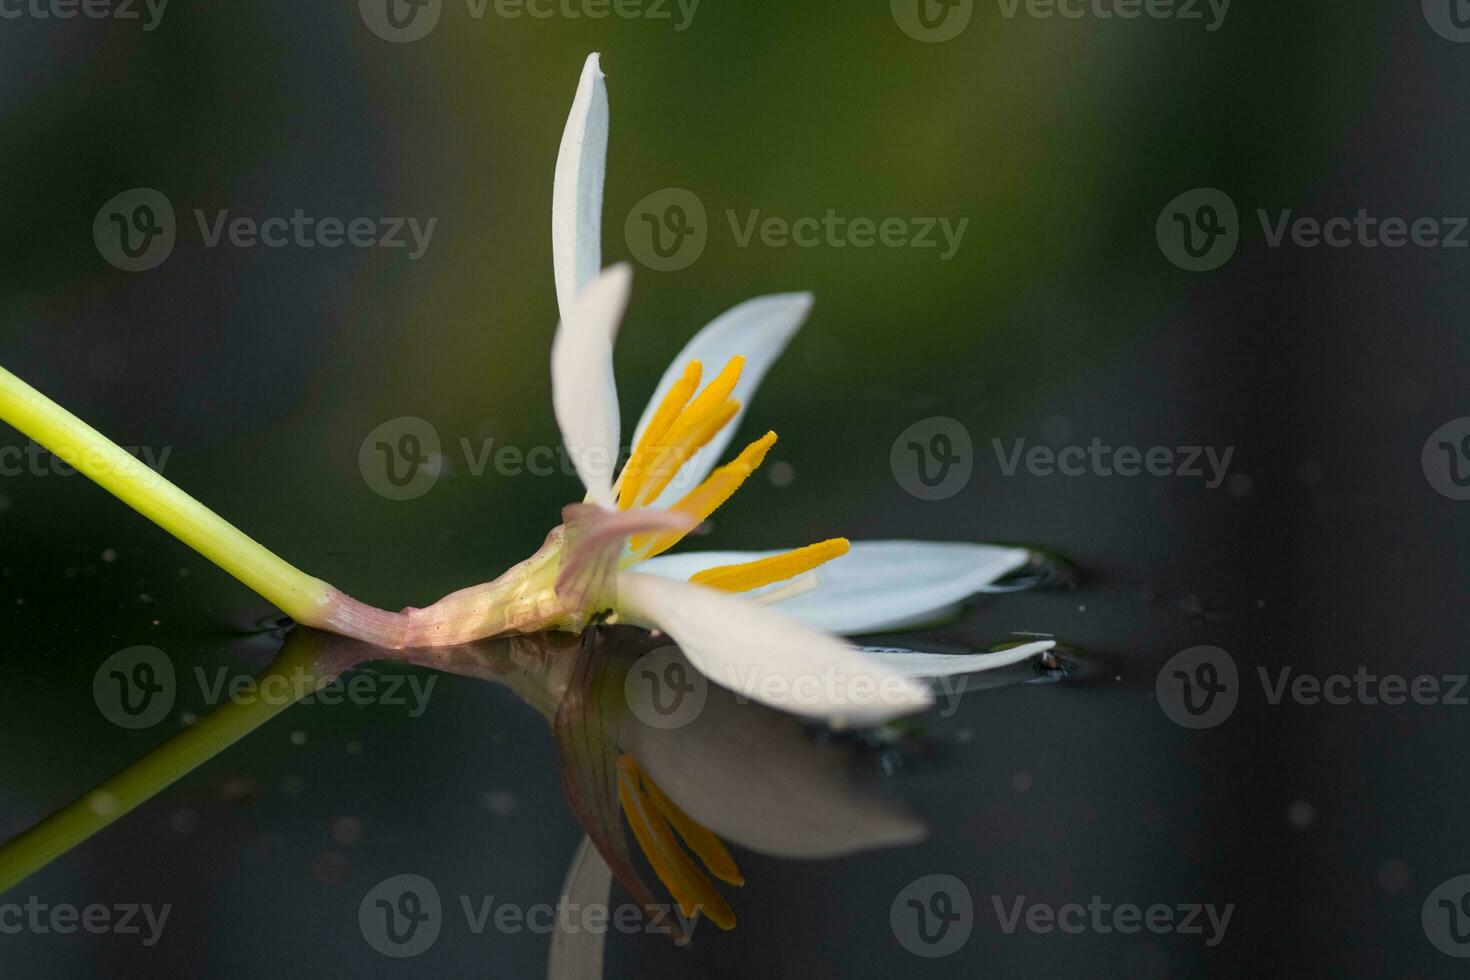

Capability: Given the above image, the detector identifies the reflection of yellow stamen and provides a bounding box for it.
[618,360,702,511]
[633,356,746,508]
[635,398,741,509]
[618,757,735,929]
[630,431,777,559]
[639,768,744,886]
[691,537,851,593]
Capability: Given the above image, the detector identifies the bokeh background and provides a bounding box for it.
[3,0,1469,976]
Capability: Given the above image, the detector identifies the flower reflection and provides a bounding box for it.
[0,622,1069,974]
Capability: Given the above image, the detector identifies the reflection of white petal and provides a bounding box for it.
[639,540,1033,634]
[856,640,1055,677]
[622,661,927,859]
[551,264,629,507]
[629,293,812,507]
[617,571,932,725]
[552,53,609,320]
[547,835,611,980]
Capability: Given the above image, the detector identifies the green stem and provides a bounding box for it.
[0,364,335,625]
[0,629,346,893]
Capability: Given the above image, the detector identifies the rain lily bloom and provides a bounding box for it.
[0,52,1054,726]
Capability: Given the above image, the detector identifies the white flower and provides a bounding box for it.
[541,54,1052,726]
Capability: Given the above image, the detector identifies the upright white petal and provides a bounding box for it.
[552,53,609,320]
[617,571,932,725]
[637,540,1033,634]
[630,293,812,507]
[552,264,629,507]
[547,836,612,980]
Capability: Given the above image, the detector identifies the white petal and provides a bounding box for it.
[622,673,928,859]
[547,836,611,980]
[629,292,812,507]
[637,540,1033,634]
[616,571,932,725]
[552,53,609,320]
[552,264,629,507]
[855,640,1055,678]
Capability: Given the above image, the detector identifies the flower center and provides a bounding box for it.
[613,354,851,592]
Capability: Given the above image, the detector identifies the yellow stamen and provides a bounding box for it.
[690,537,851,593]
[617,757,735,929]
[634,398,741,509]
[630,431,777,558]
[639,767,744,886]
[618,360,703,511]
[633,356,746,508]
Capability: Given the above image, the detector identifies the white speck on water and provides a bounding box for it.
[102,549,117,563]
[768,461,795,487]
[290,730,307,746]
[1077,604,1086,613]
[482,791,519,817]
[1287,799,1315,829]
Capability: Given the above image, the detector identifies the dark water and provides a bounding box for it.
[5,1,1470,977]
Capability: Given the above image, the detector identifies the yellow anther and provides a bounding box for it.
[690,537,851,593]
[639,766,744,886]
[630,431,777,558]
[631,356,746,508]
[634,398,741,509]
[618,360,702,511]
[617,757,735,930]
